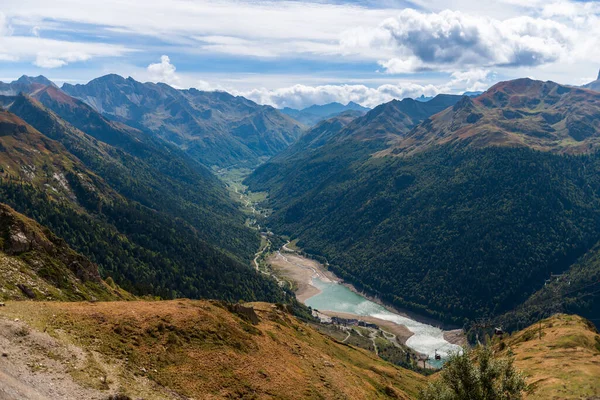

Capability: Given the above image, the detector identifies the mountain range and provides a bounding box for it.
[60,74,305,168]
[414,91,483,102]
[1,70,600,398]
[3,72,600,328]
[247,78,600,326]
[384,79,600,156]
[281,101,370,126]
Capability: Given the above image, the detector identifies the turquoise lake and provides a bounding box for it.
[305,276,462,368]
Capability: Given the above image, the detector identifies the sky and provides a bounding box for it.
[1,0,599,109]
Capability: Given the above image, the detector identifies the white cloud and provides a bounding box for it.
[0,13,132,69]
[378,57,423,74]
[195,79,214,91]
[447,69,493,92]
[237,82,439,109]
[341,9,580,73]
[233,67,496,109]
[33,50,92,68]
[34,54,66,68]
[0,12,13,37]
[1,0,598,97]
[147,55,180,86]
[8,0,387,38]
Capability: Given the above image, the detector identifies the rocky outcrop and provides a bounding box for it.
[0,203,102,283]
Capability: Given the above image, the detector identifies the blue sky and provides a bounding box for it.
[1,0,599,108]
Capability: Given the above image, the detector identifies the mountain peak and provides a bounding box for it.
[452,95,475,111]
[92,73,127,85]
[597,69,600,81]
[13,75,56,87]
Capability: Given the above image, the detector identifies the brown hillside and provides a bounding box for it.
[497,314,600,399]
[384,79,600,156]
[0,300,426,399]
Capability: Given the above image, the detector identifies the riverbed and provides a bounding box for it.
[268,248,463,367]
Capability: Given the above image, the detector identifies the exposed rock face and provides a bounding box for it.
[0,121,27,136]
[0,203,102,283]
[228,303,261,325]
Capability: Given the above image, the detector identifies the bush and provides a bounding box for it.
[419,345,527,400]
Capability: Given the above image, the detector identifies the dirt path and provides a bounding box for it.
[368,330,379,356]
[341,331,351,343]
[0,309,176,400]
[0,316,107,400]
[0,369,51,400]
[253,236,269,271]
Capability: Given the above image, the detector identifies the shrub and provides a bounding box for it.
[419,345,527,400]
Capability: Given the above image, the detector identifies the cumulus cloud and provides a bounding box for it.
[233,67,495,109]
[342,9,577,73]
[147,55,181,86]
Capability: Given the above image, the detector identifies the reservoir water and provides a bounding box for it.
[305,276,462,368]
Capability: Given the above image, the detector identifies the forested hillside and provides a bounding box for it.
[0,202,131,301]
[0,107,287,303]
[248,79,600,325]
[7,93,258,262]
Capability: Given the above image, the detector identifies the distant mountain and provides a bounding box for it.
[248,94,463,200]
[462,90,484,97]
[414,95,434,102]
[415,91,482,103]
[280,101,370,126]
[247,79,600,325]
[61,74,305,167]
[0,78,262,260]
[582,69,600,92]
[302,101,370,117]
[385,79,600,156]
[340,94,463,140]
[0,75,57,96]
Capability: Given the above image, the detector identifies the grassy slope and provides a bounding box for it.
[0,300,426,399]
[496,314,600,399]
